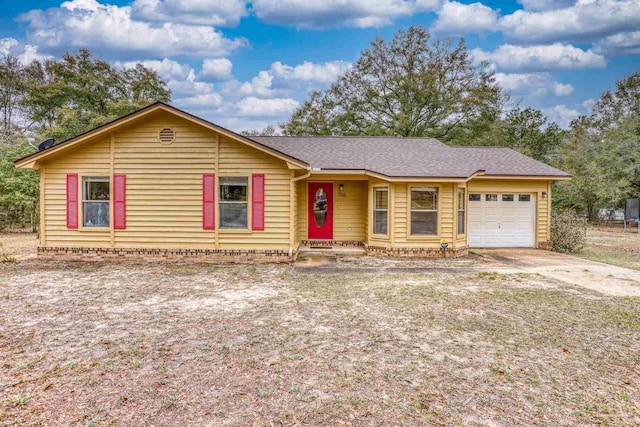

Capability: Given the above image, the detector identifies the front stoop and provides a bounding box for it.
[295,245,367,265]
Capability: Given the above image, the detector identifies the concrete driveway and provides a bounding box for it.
[473,248,640,297]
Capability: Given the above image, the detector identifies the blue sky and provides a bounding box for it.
[1,0,639,132]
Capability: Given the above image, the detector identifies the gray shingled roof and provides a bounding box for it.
[250,136,571,179]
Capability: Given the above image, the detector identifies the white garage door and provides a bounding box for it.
[468,193,536,248]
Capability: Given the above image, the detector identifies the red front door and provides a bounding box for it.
[308,182,333,239]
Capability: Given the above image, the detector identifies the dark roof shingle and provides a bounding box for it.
[250,136,570,178]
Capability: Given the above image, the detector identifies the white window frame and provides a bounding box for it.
[81,176,110,228]
[219,176,249,230]
[372,186,389,236]
[457,187,466,236]
[410,186,438,236]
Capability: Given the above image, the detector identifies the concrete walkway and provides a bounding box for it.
[473,249,640,297]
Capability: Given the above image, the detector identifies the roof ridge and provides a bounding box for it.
[252,135,439,139]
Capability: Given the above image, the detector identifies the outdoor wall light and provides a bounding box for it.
[541,191,548,199]
[339,184,344,191]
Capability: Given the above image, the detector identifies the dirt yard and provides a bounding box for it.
[0,235,639,426]
[578,228,640,271]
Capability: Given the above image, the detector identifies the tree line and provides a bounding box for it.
[0,49,170,229]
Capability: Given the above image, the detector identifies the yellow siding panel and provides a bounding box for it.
[218,136,291,249]
[113,111,217,248]
[392,182,455,248]
[333,181,367,241]
[43,139,111,247]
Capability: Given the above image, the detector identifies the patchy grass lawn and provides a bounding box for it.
[0,233,38,261]
[1,255,639,426]
[579,228,640,271]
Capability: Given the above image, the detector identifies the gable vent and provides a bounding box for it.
[158,128,176,145]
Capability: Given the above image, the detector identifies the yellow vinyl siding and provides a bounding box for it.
[113,112,216,248]
[40,110,294,251]
[466,179,551,245]
[43,139,111,246]
[333,181,367,241]
[297,181,307,242]
[218,136,291,249]
[392,182,455,248]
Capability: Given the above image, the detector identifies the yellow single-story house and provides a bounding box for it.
[15,102,571,261]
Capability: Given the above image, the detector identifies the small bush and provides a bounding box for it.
[0,252,17,263]
[550,210,587,253]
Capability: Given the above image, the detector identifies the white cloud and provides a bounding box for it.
[495,72,574,98]
[116,58,195,81]
[432,1,499,33]
[222,70,279,98]
[544,104,581,128]
[18,0,247,58]
[517,0,576,11]
[236,97,300,116]
[0,37,51,64]
[593,31,640,55]
[472,43,606,72]
[270,60,351,83]
[130,0,247,26]
[553,82,574,96]
[175,92,224,108]
[199,58,233,81]
[251,0,440,29]
[499,0,640,44]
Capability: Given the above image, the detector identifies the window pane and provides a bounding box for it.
[373,210,387,235]
[83,202,109,227]
[486,194,498,201]
[84,178,110,201]
[519,194,531,202]
[469,194,481,201]
[219,203,248,229]
[411,187,438,210]
[411,211,437,235]
[220,177,247,201]
[458,210,465,235]
[502,194,514,201]
[458,188,465,209]
[374,188,388,210]
[313,188,328,228]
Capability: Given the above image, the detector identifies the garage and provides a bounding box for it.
[467,193,536,248]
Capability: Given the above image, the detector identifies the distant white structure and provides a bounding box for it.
[598,208,625,221]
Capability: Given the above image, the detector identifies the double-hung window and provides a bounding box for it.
[457,188,466,235]
[373,187,388,235]
[410,187,438,235]
[82,177,110,227]
[219,177,248,229]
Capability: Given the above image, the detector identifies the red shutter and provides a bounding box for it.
[203,174,215,230]
[66,174,79,229]
[252,174,265,231]
[113,174,126,229]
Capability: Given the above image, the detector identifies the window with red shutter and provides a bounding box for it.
[252,174,265,231]
[66,174,79,229]
[203,174,215,230]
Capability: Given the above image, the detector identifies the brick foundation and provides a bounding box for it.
[537,241,553,251]
[37,246,292,263]
[366,245,468,258]
[301,240,364,247]
[38,243,468,262]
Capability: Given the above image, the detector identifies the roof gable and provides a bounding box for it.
[14,102,309,170]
